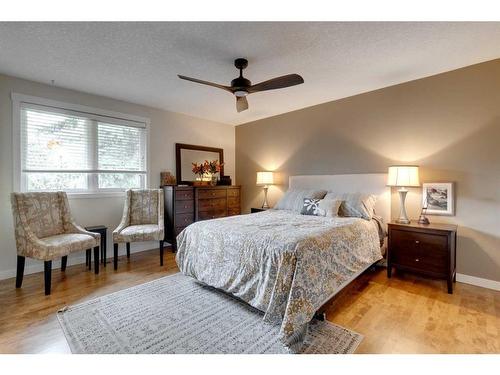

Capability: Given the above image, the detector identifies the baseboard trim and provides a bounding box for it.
[0,244,167,281]
[456,273,500,291]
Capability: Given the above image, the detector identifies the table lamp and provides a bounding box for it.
[256,171,274,209]
[387,165,420,224]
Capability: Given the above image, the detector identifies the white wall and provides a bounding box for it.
[0,73,235,279]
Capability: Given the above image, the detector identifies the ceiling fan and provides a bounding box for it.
[178,58,304,113]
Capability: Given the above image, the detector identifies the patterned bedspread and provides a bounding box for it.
[175,209,383,351]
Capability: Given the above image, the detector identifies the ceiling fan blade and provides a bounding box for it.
[236,96,249,112]
[248,74,304,93]
[178,75,232,92]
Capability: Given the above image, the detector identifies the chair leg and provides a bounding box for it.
[101,233,106,267]
[114,243,118,270]
[44,261,52,296]
[61,256,68,272]
[86,249,92,270]
[16,256,25,288]
[94,246,99,275]
[85,249,89,267]
[103,239,107,267]
[160,240,164,267]
[126,242,130,259]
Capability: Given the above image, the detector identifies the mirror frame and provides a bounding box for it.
[175,143,225,185]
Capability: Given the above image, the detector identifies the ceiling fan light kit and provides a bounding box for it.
[178,58,304,112]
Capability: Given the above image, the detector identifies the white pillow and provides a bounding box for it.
[318,198,342,217]
[324,192,377,220]
[274,189,327,212]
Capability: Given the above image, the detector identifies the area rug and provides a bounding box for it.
[57,273,363,354]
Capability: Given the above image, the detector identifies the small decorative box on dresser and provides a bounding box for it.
[387,221,458,293]
[163,185,241,249]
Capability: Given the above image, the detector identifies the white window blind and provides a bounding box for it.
[20,102,147,193]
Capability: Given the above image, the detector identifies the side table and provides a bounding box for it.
[85,225,108,267]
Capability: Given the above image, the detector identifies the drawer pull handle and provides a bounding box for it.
[415,258,420,262]
[415,240,420,244]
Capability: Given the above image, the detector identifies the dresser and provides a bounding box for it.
[163,185,241,249]
[387,221,457,293]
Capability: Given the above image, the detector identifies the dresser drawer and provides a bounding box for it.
[175,212,194,227]
[227,196,240,208]
[197,209,227,221]
[227,188,240,198]
[197,198,226,212]
[197,189,226,199]
[227,207,241,216]
[175,189,194,201]
[390,229,448,274]
[175,199,194,214]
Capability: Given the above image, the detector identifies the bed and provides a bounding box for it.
[176,174,390,351]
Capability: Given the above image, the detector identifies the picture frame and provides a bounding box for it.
[422,182,455,216]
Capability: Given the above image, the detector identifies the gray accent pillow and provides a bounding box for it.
[301,198,342,217]
[274,189,327,212]
[301,198,322,215]
[324,192,377,220]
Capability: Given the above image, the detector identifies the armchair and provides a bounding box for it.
[11,192,101,295]
[112,189,164,269]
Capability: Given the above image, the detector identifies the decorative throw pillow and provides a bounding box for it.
[301,198,342,217]
[324,192,377,220]
[274,189,327,212]
[301,198,322,215]
[318,198,342,217]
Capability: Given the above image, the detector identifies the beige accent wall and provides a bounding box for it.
[0,73,235,279]
[236,59,500,282]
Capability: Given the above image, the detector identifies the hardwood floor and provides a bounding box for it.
[0,248,498,353]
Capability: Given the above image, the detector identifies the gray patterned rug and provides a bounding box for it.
[57,273,362,354]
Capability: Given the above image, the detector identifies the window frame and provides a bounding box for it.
[12,93,151,199]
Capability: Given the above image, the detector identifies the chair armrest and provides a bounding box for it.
[157,189,164,231]
[113,190,131,234]
[66,220,101,240]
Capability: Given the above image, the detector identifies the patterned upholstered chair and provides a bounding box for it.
[112,189,165,269]
[11,192,101,295]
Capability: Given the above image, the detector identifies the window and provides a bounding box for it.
[16,96,148,194]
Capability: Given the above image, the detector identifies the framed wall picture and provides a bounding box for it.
[422,182,455,216]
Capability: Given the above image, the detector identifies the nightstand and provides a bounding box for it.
[251,207,268,213]
[387,221,457,293]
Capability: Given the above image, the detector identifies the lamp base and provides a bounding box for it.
[396,188,410,224]
[261,186,269,209]
[395,218,411,224]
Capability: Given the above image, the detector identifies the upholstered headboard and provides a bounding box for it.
[289,174,391,225]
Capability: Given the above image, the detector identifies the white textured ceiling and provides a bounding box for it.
[1,22,500,125]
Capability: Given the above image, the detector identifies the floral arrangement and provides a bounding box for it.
[192,160,223,180]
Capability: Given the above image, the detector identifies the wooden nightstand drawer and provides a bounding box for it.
[387,221,457,294]
[391,230,448,274]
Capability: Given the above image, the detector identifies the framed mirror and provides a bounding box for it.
[175,143,225,185]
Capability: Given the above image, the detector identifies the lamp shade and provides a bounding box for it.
[256,171,274,186]
[387,166,420,187]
